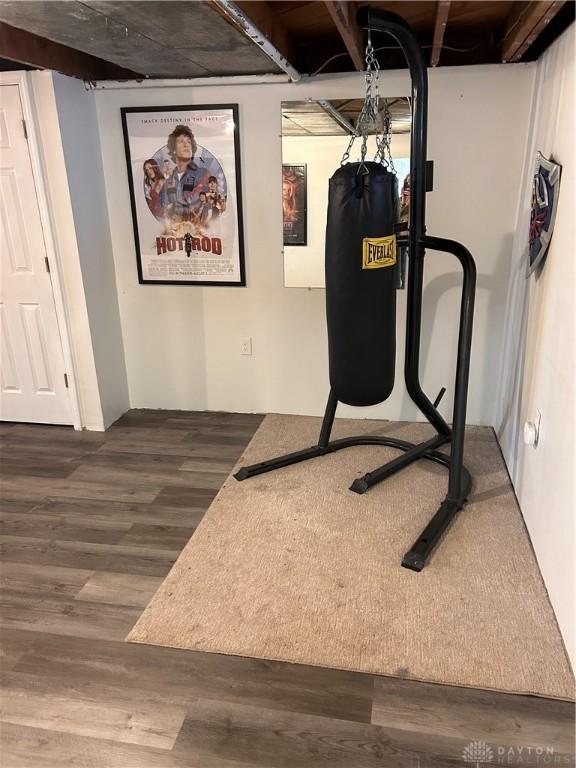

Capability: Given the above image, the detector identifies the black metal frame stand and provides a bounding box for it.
[234,7,477,572]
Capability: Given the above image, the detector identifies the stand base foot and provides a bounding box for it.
[401,551,426,572]
[350,477,369,494]
[401,497,465,572]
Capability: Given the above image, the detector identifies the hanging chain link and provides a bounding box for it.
[374,99,396,174]
[357,33,380,133]
[339,29,396,177]
[356,31,380,173]
[340,132,356,166]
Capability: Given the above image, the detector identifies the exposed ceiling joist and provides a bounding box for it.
[211,0,301,81]
[0,20,141,80]
[501,0,567,62]
[234,1,296,65]
[317,99,356,135]
[324,1,365,71]
[431,1,451,67]
[0,2,571,80]
[281,99,411,137]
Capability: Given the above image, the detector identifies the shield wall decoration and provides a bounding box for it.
[527,151,562,277]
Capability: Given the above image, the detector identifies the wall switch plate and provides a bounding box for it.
[240,337,252,356]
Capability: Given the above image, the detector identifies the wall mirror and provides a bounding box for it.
[282,98,412,288]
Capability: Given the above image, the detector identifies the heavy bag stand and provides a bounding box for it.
[235,6,477,572]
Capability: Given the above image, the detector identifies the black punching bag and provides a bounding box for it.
[325,162,399,407]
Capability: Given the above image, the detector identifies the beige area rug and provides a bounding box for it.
[128,415,574,700]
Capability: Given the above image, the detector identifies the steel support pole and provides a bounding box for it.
[420,236,476,500]
[357,7,451,437]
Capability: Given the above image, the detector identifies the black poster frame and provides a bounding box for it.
[121,103,246,287]
[282,163,308,246]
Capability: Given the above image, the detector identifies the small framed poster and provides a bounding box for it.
[527,150,562,277]
[121,104,245,286]
[282,164,307,246]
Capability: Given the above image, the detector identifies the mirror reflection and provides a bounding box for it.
[281,98,411,288]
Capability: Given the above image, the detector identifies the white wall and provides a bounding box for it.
[95,64,535,426]
[496,25,575,665]
[52,74,129,429]
[28,72,105,430]
[282,133,411,288]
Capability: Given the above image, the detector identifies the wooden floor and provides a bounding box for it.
[0,409,573,768]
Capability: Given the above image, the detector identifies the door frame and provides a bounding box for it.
[0,71,81,429]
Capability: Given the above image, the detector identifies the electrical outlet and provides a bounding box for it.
[534,408,542,445]
[523,409,542,447]
[240,337,252,356]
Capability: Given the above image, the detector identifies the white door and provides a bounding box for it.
[0,84,72,425]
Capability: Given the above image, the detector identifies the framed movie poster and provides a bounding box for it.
[527,150,562,277]
[282,164,307,246]
[121,104,245,286]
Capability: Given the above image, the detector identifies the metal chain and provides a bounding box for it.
[374,99,396,174]
[340,132,356,166]
[356,31,381,173]
[359,31,380,131]
[340,29,395,176]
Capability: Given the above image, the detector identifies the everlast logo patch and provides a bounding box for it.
[362,235,397,269]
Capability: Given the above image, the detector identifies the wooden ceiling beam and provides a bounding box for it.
[217,1,297,64]
[0,22,142,80]
[431,1,451,67]
[501,1,566,63]
[324,1,365,71]
[317,99,355,134]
